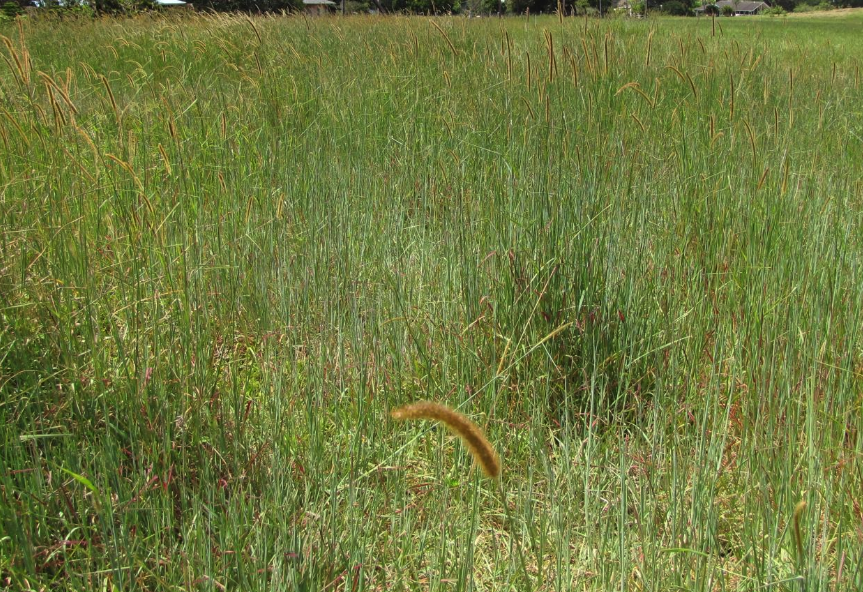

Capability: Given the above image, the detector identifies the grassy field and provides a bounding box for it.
[786,8,863,18]
[1,10,862,591]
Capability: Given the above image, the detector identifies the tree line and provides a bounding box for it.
[3,0,860,19]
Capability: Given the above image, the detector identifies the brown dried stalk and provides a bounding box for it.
[391,401,500,479]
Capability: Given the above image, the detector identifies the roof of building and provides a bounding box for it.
[155,0,188,5]
[712,0,769,9]
[696,0,769,10]
[303,0,336,5]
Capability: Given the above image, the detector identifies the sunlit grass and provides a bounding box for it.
[1,11,862,591]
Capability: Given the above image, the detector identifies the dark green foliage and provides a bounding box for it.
[343,0,369,11]
[377,0,459,13]
[193,0,301,11]
[792,1,831,10]
[508,0,532,13]
[508,0,604,16]
[1,1,22,17]
[93,0,124,13]
[479,0,501,13]
[661,0,690,13]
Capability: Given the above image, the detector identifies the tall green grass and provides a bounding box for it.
[1,11,862,591]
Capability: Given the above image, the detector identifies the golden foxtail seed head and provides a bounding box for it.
[391,401,500,479]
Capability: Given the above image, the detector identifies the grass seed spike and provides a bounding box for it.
[391,401,500,479]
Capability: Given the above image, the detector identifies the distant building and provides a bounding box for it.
[303,0,336,14]
[696,0,770,15]
[155,0,191,6]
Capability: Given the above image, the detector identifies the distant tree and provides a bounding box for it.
[92,0,125,14]
[478,0,500,12]
[720,3,733,13]
[196,0,301,11]
[770,0,795,11]
[662,0,690,13]
[567,0,605,13]
[509,0,536,13]
[1,0,23,16]
[510,0,583,14]
[378,0,437,12]
[343,0,369,11]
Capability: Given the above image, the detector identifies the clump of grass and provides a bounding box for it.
[391,401,500,479]
[392,400,537,589]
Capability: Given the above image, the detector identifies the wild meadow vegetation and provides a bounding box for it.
[1,10,863,591]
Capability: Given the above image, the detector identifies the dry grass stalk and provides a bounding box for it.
[505,31,513,80]
[391,401,500,479]
[429,20,458,57]
[545,30,556,83]
[730,73,735,120]
[645,29,654,67]
[744,119,757,167]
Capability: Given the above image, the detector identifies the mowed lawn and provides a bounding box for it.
[1,10,862,591]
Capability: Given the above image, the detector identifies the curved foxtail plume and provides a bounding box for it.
[391,401,500,479]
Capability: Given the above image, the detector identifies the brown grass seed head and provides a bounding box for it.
[391,401,501,479]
